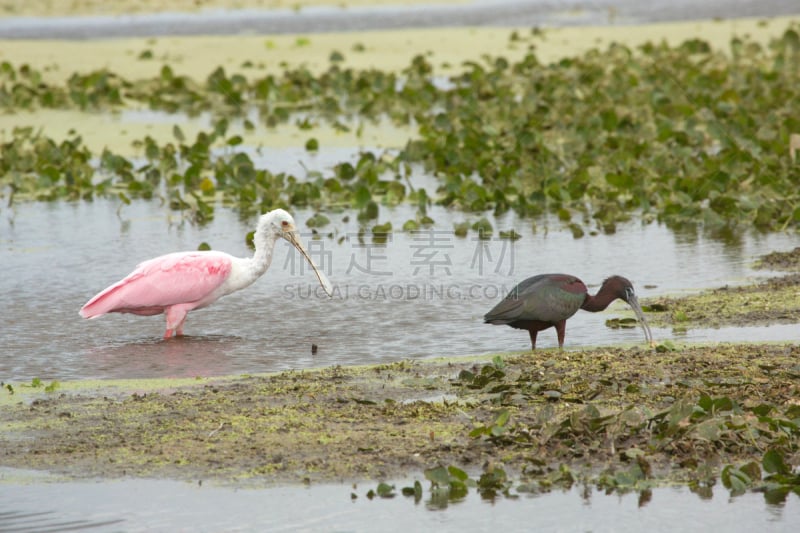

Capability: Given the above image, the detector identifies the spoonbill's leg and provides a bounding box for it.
[175,316,188,337]
[165,306,190,339]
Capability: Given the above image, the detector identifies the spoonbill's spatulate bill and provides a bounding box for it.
[80,209,333,339]
[484,274,653,349]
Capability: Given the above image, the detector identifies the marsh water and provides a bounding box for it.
[2,150,799,381]
[2,144,799,529]
[2,145,798,382]
[1,468,799,532]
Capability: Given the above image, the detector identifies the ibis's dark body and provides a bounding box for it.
[484,273,650,349]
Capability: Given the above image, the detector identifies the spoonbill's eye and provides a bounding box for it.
[281,220,289,227]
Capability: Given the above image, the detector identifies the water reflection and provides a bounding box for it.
[83,335,240,378]
[1,470,797,532]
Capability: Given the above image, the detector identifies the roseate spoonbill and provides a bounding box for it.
[484,274,653,350]
[80,209,333,339]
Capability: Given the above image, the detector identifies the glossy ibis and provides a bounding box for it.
[80,209,333,338]
[484,274,653,349]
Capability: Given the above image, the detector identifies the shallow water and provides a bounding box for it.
[0,469,797,532]
[1,152,797,382]
[1,0,798,39]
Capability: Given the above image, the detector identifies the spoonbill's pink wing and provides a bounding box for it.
[80,251,233,318]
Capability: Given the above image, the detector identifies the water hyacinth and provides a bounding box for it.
[1,27,798,234]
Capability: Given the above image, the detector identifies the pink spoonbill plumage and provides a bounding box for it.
[484,274,653,350]
[80,209,333,338]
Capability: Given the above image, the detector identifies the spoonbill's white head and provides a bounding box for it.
[257,209,333,297]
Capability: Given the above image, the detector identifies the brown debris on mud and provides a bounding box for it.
[2,343,799,489]
[754,247,800,272]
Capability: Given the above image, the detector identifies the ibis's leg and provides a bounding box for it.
[528,329,538,350]
[555,320,567,349]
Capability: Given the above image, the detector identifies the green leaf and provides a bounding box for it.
[353,186,371,208]
[469,427,488,438]
[494,409,511,428]
[449,480,469,499]
[697,393,713,413]
[752,404,773,417]
[499,229,522,240]
[471,218,493,239]
[402,219,419,231]
[361,201,379,221]
[605,172,634,189]
[424,466,451,486]
[721,465,753,496]
[305,138,319,152]
[306,213,330,228]
[447,466,469,482]
[376,482,395,498]
[739,461,761,483]
[712,396,735,413]
[763,450,790,475]
[372,221,392,234]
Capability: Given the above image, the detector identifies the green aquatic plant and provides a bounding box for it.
[305,212,331,228]
[366,482,396,499]
[1,26,799,235]
[722,449,800,503]
[424,465,473,502]
[0,127,95,202]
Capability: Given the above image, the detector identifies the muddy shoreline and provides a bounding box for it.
[2,341,798,489]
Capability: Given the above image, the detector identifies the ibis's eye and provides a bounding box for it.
[625,287,635,299]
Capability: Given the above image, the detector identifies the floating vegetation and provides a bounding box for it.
[2,26,800,235]
[470,217,493,239]
[305,212,331,228]
[498,229,522,240]
[356,447,800,506]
